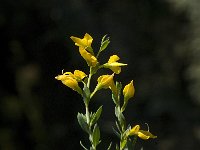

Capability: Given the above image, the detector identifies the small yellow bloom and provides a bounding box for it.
[79,47,98,67]
[55,70,87,94]
[96,74,117,93]
[70,33,93,49]
[73,70,87,81]
[55,75,82,94]
[104,55,127,74]
[128,125,157,140]
[123,80,135,101]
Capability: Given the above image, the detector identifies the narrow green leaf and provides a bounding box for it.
[90,106,102,126]
[112,127,120,138]
[120,139,127,150]
[115,121,122,133]
[92,124,100,147]
[101,34,108,43]
[116,144,120,150]
[100,40,110,52]
[77,113,89,133]
[80,141,89,150]
[107,142,112,150]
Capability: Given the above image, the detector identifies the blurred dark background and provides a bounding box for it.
[0,0,200,149]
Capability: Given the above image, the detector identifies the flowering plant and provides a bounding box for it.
[55,33,157,150]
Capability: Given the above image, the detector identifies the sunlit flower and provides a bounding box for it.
[70,33,93,51]
[55,75,82,94]
[64,70,87,82]
[128,125,157,140]
[79,47,98,67]
[103,55,127,74]
[96,74,117,94]
[55,70,87,94]
[123,80,135,102]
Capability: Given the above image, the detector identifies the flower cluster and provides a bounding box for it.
[55,33,157,150]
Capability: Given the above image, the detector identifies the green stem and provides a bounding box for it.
[87,67,92,88]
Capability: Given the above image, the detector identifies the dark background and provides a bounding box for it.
[0,0,200,150]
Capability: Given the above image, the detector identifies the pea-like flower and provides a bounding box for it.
[96,74,117,94]
[70,33,93,53]
[79,47,98,67]
[55,70,87,94]
[103,55,127,74]
[123,80,135,102]
[128,125,157,140]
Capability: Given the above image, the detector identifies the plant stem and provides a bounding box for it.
[87,67,92,88]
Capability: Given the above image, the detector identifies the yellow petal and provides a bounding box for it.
[70,33,93,48]
[108,55,120,63]
[105,55,127,74]
[79,47,98,67]
[110,66,121,74]
[107,62,127,67]
[129,125,140,136]
[62,77,82,94]
[74,70,87,81]
[137,130,157,140]
[97,74,114,89]
[123,80,135,101]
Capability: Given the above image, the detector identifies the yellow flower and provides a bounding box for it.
[79,47,98,67]
[55,75,82,94]
[63,70,87,82]
[123,80,135,102]
[96,74,117,94]
[104,55,127,74]
[128,125,157,140]
[55,70,87,94]
[70,33,93,50]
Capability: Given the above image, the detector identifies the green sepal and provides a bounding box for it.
[90,106,103,126]
[77,113,89,133]
[92,124,100,147]
[86,46,94,55]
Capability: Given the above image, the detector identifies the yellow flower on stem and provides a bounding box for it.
[96,74,117,94]
[55,70,87,94]
[79,47,98,67]
[70,33,93,53]
[128,125,157,140]
[123,80,135,102]
[104,55,127,74]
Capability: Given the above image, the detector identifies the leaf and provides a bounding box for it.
[100,40,110,52]
[80,141,89,150]
[112,127,120,138]
[107,142,112,150]
[101,34,108,43]
[90,106,103,126]
[120,139,127,150]
[116,144,120,150]
[77,113,89,133]
[92,124,100,147]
